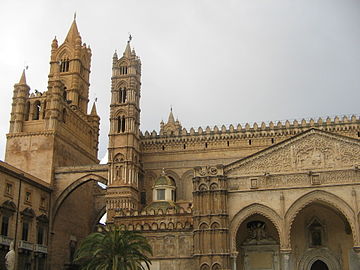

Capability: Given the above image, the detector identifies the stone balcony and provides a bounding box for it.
[19,240,34,251]
[0,235,13,246]
[34,243,48,254]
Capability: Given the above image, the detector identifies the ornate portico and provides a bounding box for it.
[226,129,360,269]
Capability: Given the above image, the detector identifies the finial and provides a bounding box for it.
[128,33,132,43]
[170,105,173,112]
[74,12,77,20]
[161,168,166,175]
[95,97,98,102]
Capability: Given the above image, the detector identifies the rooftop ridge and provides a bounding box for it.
[141,114,360,139]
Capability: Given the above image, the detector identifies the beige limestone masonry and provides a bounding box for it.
[2,18,360,270]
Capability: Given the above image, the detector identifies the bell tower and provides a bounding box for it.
[5,18,99,183]
[106,38,142,220]
[48,18,91,113]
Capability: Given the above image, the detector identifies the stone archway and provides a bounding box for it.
[298,248,339,270]
[287,191,355,269]
[310,260,328,270]
[53,173,107,219]
[230,204,283,270]
[230,203,284,253]
[285,190,357,248]
[49,173,107,269]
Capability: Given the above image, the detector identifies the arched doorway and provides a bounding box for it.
[235,214,280,270]
[290,201,352,269]
[310,260,329,270]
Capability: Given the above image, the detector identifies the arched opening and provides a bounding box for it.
[118,87,127,103]
[32,100,41,120]
[60,57,70,72]
[117,115,126,133]
[235,214,280,269]
[51,175,107,269]
[311,260,329,270]
[291,202,351,269]
[119,65,128,75]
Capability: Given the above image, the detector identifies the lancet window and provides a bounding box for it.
[120,66,128,75]
[117,116,126,133]
[60,58,70,72]
[119,88,127,103]
[33,101,41,120]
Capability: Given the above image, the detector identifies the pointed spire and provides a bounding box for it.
[52,36,58,49]
[113,50,118,59]
[90,101,98,116]
[19,69,26,84]
[167,107,175,124]
[124,42,132,58]
[65,18,80,43]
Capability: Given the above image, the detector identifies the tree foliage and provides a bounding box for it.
[74,227,152,270]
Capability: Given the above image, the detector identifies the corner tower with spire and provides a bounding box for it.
[106,37,142,219]
[48,17,92,113]
[5,18,100,184]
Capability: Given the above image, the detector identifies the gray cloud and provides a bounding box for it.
[0,0,359,160]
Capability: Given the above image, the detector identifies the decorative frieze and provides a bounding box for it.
[228,169,360,191]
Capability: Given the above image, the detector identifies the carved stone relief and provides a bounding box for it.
[226,131,360,176]
[147,234,193,258]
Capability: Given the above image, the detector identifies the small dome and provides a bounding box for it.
[144,201,179,212]
[154,171,175,187]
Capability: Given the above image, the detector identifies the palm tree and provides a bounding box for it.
[74,227,152,270]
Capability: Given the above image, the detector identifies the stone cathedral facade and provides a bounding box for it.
[2,19,360,270]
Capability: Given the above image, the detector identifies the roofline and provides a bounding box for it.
[0,161,52,192]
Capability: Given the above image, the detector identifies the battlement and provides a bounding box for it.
[141,115,360,144]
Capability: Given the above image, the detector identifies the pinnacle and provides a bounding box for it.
[19,69,26,84]
[65,18,80,43]
[123,42,132,58]
[167,108,175,124]
[90,102,98,116]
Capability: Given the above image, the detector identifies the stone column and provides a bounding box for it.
[231,252,238,270]
[353,247,360,266]
[280,249,291,270]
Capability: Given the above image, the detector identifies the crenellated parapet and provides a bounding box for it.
[141,115,360,152]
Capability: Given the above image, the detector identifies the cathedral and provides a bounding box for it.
[1,18,360,270]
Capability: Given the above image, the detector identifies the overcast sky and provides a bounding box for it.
[0,0,359,161]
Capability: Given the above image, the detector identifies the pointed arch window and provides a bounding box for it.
[120,66,128,75]
[119,88,127,103]
[117,116,126,133]
[33,101,41,120]
[60,58,70,72]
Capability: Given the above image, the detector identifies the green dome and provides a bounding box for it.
[144,201,179,211]
[154,174,175,187]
